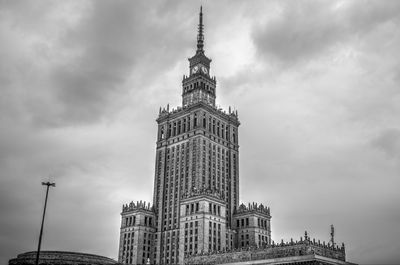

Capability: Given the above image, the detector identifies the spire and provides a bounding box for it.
[197,6,204,54]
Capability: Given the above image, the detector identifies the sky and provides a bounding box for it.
[0,0,399,264]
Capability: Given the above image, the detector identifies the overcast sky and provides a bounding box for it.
[1,1,399,264]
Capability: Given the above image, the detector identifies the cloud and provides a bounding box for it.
[252,1,400,65]
[0,1,197,127]
[371,128,400,159]
[1,1,400,264]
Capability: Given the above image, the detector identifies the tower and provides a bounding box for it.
[118,7,268,265]
[117,7,356,265]
[182,6,216,108]
[153,7,240,264]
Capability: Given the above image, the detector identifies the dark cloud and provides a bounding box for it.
[0,1,197,127]
[371,128,400,159]
[48,1,189,125]
[252,1,400,64]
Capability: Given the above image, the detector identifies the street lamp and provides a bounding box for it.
[35,181,56,265]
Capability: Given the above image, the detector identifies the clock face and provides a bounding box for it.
[192,66,199,74]
[201,66,208,74]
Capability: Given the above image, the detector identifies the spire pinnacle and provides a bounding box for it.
[197,6,204,54]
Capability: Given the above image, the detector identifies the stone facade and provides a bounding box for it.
[118,7,245,265]
[118,7,355,265]
[233,203,271,249]
[119,202,156,264]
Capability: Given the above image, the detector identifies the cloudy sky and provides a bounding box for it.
[1,1,399,264]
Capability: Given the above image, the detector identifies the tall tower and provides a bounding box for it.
[119,7,249,265]
[153,7,240,264]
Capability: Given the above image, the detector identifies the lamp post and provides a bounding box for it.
[35,181,56,265]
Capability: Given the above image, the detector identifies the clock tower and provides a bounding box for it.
[182,6,217,107]
[119,7,243,265]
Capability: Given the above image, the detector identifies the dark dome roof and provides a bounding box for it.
[9,251,118,265]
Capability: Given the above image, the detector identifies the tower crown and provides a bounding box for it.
[197,6,204,54]
[182,6,216,107]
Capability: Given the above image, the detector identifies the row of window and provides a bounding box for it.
[237,217,250,228]
[236,217,270,229]
[183,89,215,107]
[156,143,189,230]
[209,221,222,252]
[183,80,214,94]
[142,232,152,264]
[185,203,199,215]
[184,221,199,255]
[258,218,270,229]
[158,112,237,143]
[209,202,221,216]
[159,230,180,265]
[154,143,238,232]
[124,216,135,227]
[155,139,237,231]
[123,215,153,227]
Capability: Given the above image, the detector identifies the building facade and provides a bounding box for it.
[118,7,352,265]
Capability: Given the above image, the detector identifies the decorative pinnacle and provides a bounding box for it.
[197,6,204,54]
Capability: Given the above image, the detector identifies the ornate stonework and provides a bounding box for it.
[118,7,355,265]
